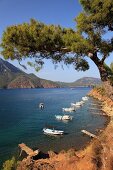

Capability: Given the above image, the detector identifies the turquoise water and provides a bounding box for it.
[0,88,107,167]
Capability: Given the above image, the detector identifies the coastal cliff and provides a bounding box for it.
[16,88,113,170]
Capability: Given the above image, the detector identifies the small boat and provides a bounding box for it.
[80,101,85,104]
[62,115,73,120]
[70,88,75,90]
[71,102,81,107]
[43,128,64,135]
[39,103,44,109]
[71,101,84,107]
[55,115,62,120]
[55,115,73,120]
[62,107,75,112]
[82,96,89,101]
[71,103,76,107]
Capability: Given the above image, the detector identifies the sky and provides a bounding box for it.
[0,0,112,82]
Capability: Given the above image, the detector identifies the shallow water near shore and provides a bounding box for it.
[0,87,108,167]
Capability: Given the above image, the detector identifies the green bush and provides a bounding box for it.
[95,86,106,96]
[2,157,17,170]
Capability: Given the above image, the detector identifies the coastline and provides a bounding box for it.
[17,88,113,170]
[89,88,113,116]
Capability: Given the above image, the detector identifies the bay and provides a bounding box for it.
[0,87,107,167]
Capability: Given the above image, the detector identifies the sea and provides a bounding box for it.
[0,87,108,167]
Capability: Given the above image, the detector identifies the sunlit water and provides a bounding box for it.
[0,87,108,167]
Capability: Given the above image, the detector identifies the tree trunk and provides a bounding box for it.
[98,64,113,100]
[102,81,113,100]
[98,64,109,82]
[90,54,113,100]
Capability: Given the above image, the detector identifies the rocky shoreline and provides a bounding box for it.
[17,88,113,170]
[89,88,113,116]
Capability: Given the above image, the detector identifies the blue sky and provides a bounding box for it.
[0,0,112,82]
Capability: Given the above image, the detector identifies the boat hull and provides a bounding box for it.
[43,128,64,135]
[55,115,73,120]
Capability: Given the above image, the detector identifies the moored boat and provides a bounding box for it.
[71,100,84,107]
[39,103,44,109]
[62,107,75,112]
[62,115,73,120]
[55,115,62,120]
[55,115,73,120]
[82,96,89,101]
[43,128,64,135]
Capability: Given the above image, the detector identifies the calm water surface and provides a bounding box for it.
[0,88,107,166]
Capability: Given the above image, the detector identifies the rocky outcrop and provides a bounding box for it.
[89,88,113,116]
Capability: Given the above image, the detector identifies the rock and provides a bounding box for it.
[48,151,56,158]
[66,148,78,159]
[35,162,55,170]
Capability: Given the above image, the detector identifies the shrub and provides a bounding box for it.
[95,86,106,96]
[2,157,17,170]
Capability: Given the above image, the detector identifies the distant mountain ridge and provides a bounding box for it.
[0,58,101,88]
[56,77,101,87]
[73,77,101,86]
[0,58,60,88]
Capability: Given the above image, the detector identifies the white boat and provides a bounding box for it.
[55,115,73,120]
[62,107,75,112]
[71,103,76,107]
[62,115,73,120]
[39,103,44,109]
[80,101,85,104]
[55,115,62,120]
[71,101,84,107]
[71,102,80,107]
[82,96,89,101]
[43,128,64,135]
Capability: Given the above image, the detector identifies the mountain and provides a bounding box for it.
[0,58,22,73]
[0,58,23,88]
[0,58,101,88]
[56,77,101,87]
[0,58,60,88]
[70,77,101,87]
